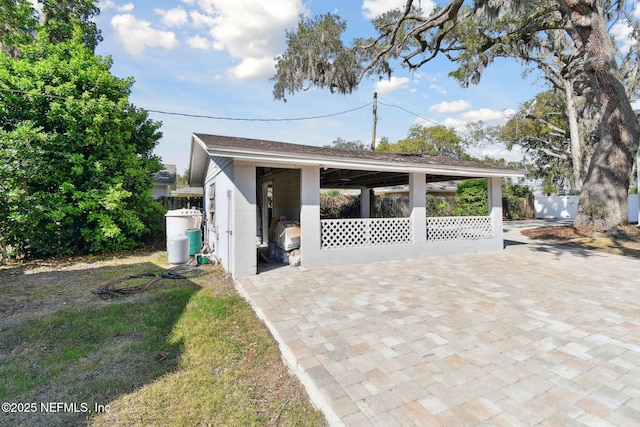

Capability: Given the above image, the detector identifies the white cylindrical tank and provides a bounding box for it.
[167,235,189,266]
[165,208,202,248]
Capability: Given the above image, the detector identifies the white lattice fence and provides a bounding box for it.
[321,218,412,249]
[426,216,494,241]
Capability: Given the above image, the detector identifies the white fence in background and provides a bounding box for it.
[534,196,579,219]
[535,195,639,222]
[321,217,412,249]
[629,195,639,222]
[426,216,494,242]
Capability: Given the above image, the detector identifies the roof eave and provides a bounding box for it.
[189,134,209,185]
[203,145,525,179]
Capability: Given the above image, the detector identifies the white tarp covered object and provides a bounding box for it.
[275,221,300,250]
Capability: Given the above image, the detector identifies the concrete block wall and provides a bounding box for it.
[488,177,504,242]
[300,167,321,267]
[232,162,257,277]
[272,169,301,221]
[204,158,234,274]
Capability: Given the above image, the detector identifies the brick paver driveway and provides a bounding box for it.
[236,222,640,426]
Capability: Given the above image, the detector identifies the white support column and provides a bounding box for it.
[487,176,503,242]
[360,187,371,218]
[410,172,426,244]
[300,166,321,266]
[232,162,257,277]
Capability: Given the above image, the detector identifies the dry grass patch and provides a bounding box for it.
[0,251,325,427]
[521,224,640,257]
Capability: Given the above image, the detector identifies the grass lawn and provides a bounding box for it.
[0,251,326,427]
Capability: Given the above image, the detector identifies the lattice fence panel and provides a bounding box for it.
[426,216,494,242]
[321,218,412,249]
[368,218,412,245]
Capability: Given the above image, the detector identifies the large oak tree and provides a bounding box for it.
[273,0,640,229]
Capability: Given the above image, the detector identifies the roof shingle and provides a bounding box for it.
[193,133,518,173]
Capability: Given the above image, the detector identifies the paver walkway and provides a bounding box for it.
[235,221,640,426]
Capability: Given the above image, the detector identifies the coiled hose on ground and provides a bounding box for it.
[95,264,208,299]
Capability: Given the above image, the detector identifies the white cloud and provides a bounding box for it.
[363,0,435,19]
[156,7,188,27]
[430,84,447,95]
[610,4,640,55]
[611,20,637,54]
[118,2,134,12]
[187,35,211,50]
[187,0,218,15]
[99,0,115,10]
[414,107,515,135]
[227,57,277,80]
[375,76,410,94]
[430,100,471,114]
[99,1,133,12]
[441,117,467,130]
[111,14,179,56]
[413,116,466,134]
[208,1,304,58]
[502,108,516,119]
[480,146,523,162]
[190,10,217,28]
[181,0,306,80]
[460,108,514,122]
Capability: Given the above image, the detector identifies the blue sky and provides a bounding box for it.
[89,0,556,175]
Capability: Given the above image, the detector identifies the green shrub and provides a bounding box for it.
[0,28,164,258]
[426,194,457,216]
[455,179,488,216]
[320,193,360,218]
[502,182,534,219]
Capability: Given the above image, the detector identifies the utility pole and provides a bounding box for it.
[370,92,377,151]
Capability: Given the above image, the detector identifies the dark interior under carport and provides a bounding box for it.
[256,166,475,190]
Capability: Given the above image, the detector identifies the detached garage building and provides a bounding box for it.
[188,133,523,278]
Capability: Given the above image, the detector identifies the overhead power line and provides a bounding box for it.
[0,86,518,154]
[379,99,452,130]
[0,87,373,122]
[146,102,372,121]
[1,87,77,102]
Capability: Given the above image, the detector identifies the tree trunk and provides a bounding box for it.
[564,78,583,193]
[559,0,640,228]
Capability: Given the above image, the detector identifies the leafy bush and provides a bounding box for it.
[454,179,488,216]
[372,196,409,218]
[0,27,164,258]
[426,194,457,216]
[502,182,534,219]
[320,193,360,218]
[507,183,533,199]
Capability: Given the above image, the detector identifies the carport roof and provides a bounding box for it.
[189,133,525,187]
